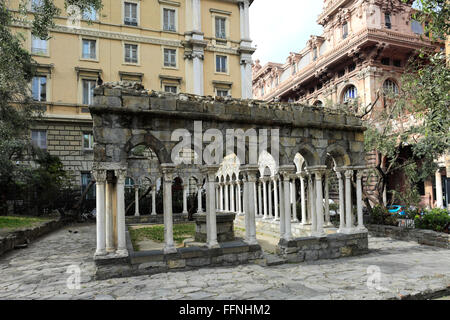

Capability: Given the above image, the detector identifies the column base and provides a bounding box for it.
[324,222,334,227]
[292,219,299,223]
[95,249,107,256]
[182,211,188,214]
[244,238,258,245]
[151,212,157,216]
[106,247,115,253]
[356,226,368,232]
[164,245,177,254]
[207,240,220,249]
[197,210,204,214]
[311,231,326,238]
[115,249,129,257]
[134,213,140,217]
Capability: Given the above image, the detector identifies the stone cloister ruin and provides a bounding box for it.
[90,83,369,278]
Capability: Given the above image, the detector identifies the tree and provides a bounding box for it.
[405,0,450,40]
[0,0,103,215]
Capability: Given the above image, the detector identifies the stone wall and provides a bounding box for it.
[94,230,264,280]
[277,232,369,262]
[367,224,450,249]
[0,218,67,257]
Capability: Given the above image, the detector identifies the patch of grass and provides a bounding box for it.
[129,223,196,251]
[0,216,49,231]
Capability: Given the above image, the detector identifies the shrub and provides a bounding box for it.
[369,205,398,226]
[414,208,450,233]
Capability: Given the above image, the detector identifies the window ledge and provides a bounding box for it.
[80,58,99,63]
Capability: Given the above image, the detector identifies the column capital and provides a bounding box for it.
[92,169,107,184]
[161,163,176,181]
[241,164,259,182]
[114,169,127,184]
[344,170,354,179]
[356,170,365,179]
[298,171,307,179]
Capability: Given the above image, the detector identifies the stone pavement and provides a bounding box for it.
[0,223,449,300]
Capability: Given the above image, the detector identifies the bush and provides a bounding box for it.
[414,208,450,233]
[369,205,398,226]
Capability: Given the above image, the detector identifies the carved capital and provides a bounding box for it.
[115,169,127,184]
[92,169,106,184]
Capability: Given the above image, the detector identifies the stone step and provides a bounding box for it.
[263,253,286,266]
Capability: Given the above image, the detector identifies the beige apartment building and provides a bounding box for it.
[8,0,255,193]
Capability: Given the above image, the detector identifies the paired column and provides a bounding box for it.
[161,164,176,253]
[93,170,106,256]
[257,180,263,218]
[105,175,114,252]
[197,183,203,213]
[344,170,353,231]
[279,167,295,241]
[230,182,235,213]
[336,170,346,232]
[291,178,298,222]
[182,183,188,214]
[151,184,157,215]
[201,166,219,248]
[115,169,128,255]
[324,173,331,226]
[262,178,268,219]
[237,181,243,215]
[225,182,230,212]
[356,170,367,231]
[272,177,279,220]
[312,167,326,237]
[242,165,258,245]
[299,172,308,226]
[219,183,224,212]
[134,185,140,217]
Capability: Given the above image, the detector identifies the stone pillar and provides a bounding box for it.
[436,169,444,208]
[201,166,219,248]
[219,183,224,212]
[280,168,295,241]
[291,178,298,222]
[308,172,316,231]
[254,183,258,217]
[182,183,188,214]
[356,170,367,231]
[242,178,247,215]
[93,170,106,256]
[197,183,203,213]
[268,179,273,218]
[345,170,354,231]
[225,182,230,212]
[230,182,235,213]
[324,172,331,226]
[105,177,114,252]
[161,164,176,253]
[278,176,285,230]
[313,167,326,237]
[299,172,308,226]
[151,185,157,215]
[258,180,263,217]
[115,169,128,255]
[273,177,279,220]
[237,181,242,214]
[134,185,140,217]
[262,178,268,219]
[242,165,258,245]
[336,170,346,232]
[215,184,219,211]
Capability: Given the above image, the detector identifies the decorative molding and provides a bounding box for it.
[209,8,232,16]
[158,0,181,7]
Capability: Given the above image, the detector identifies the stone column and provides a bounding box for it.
[219,183,224,212]
[262,178,268,219]
[182,183,188,215]
[161,164,176,253]
[336,170,346,232]
[93,170,106,256]
[313,167,326,237]
[258,180,263,218]
[268,178,273,218]
[299,172,308,226]
[230,182,235,213]
[197,183,203,213]
[291,178,298,222]
[237,180,242,214]
[115,169,128,256]
[105,177,114,252]
[278,175,285,231]
[436,169,444,208]
[134,185,140,217]
[242,165,258,245]
[242,178,247,215]
[151,184,157,215]
[272,177,279,220]
[280,168,295,241]
[345,170,354,231]
[254,183,258,217]
[225,182,230,212]
[201,166,219,248]
[307,172,316,231]
[324,172,331,226]
[356,170,367,231]
[215,184,219,211]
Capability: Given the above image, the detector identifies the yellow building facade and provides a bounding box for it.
[8,0,255,189]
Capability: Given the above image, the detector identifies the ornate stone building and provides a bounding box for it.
[252,0,447,208]
[8,0,255,191]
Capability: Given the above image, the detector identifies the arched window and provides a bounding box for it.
[313,100,323,107]
[343,85,357,102]
[383,79,399,95]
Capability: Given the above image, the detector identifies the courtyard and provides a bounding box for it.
[0,223,448,300]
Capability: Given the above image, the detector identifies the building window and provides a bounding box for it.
[31,130,47,150]
[163,48,177,67]
[31,0,43,12]
[383,79,399,95]
[164,85,177,93]
[215,17,226,39]
[313,47,318,61]
[343,85,357,102]
[385,13,392,29]
[348,63,356,72]
[82,79,96,105]
[124,44,138,63]
[124,2,138,26]
[393,59,402,67]
[31,36,48,55]
[313,100,323,107]
[82,39,96,59]
[216,55,227,73]
[163,8,176,31]
[32,76,47,102]
[342,22,348,39]
[125,177,134,189]
[81,172,96,200]
[83,132,94,150]
[216,89,229,97]
[381,57,390,66]
[82,6,97,20]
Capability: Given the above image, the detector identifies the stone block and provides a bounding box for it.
[94,96,122,108]
[123,96,149,110]
[150,97,176,111]
[340,246,352,257]
[168,259,186,269]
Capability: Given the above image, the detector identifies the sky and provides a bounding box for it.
[249,0,325,66]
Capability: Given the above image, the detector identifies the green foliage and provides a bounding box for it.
[414,208,450,232]
[368,205,398,226]
[0,215,48,230]
[405,0,450,40]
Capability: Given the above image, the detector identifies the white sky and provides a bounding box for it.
[249,0,325,65]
